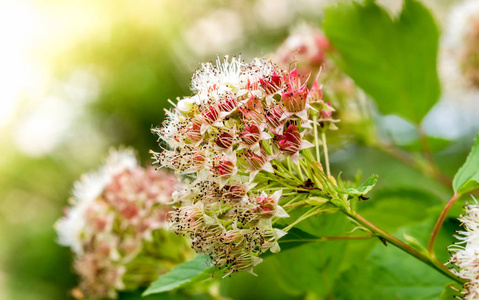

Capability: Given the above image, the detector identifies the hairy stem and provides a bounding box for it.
[428,193,461,256]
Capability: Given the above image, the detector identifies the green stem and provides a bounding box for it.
[341,208,465,284]
[428,193,461,256]
[313,118,321,162]
[321,131,331,178]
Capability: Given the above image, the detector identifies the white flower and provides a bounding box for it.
[191,55,244,93]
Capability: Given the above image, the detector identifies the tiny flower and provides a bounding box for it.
[243,148,274,182]
[277,124,315,163]
[177,98,196,115]
[215,130,235,149]
[255,190,289,218]
[281,68,311,120]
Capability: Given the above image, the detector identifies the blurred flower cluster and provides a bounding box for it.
[56,149,191,298]
[151,56,337,275]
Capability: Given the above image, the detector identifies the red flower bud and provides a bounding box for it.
[282,83,308,113]
[240,124,261,146]
[265,105,285,129]
[213,157,236,178]
[277,124,302,155]
[219,96,238,112]
[202,105,220,124]
[243,149,268,171]
[215,131,234,149]
[260,70,283,94]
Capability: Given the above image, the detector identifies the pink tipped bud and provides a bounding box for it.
[281,83,309,113]
[308,78,323,103]
[277,124,302,155]
[320,103,334,121]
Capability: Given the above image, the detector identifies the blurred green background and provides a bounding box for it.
[1,0,478,299]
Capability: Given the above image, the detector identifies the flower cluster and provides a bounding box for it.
[448,203,479,299]
[273,24,331,77]
[151,56,335,275]
[56,149,189,299]
[443,0,479,90]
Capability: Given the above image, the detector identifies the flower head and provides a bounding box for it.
[151,55,336,275]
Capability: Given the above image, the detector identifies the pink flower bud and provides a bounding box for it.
[213,157,236,178]
[265,105,285,129]
[187,121,202,142]
[243,149,268,171]
[308,78,323,103]
[240,124,261,146]
[277,124,302,155]
[256,194,276,216]
[215,131,235,149]
[202,105,220,124]
[282,83,309,113]
[219,96,238,112]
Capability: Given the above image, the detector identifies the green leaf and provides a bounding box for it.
[334,218,455,299]
[453,133,479,194]
[359,188,443,232]
[340,174,378,196]
[144,227,330,296]
[323,0,440,123]
[439,282,463,300]
[142,255,212,296]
